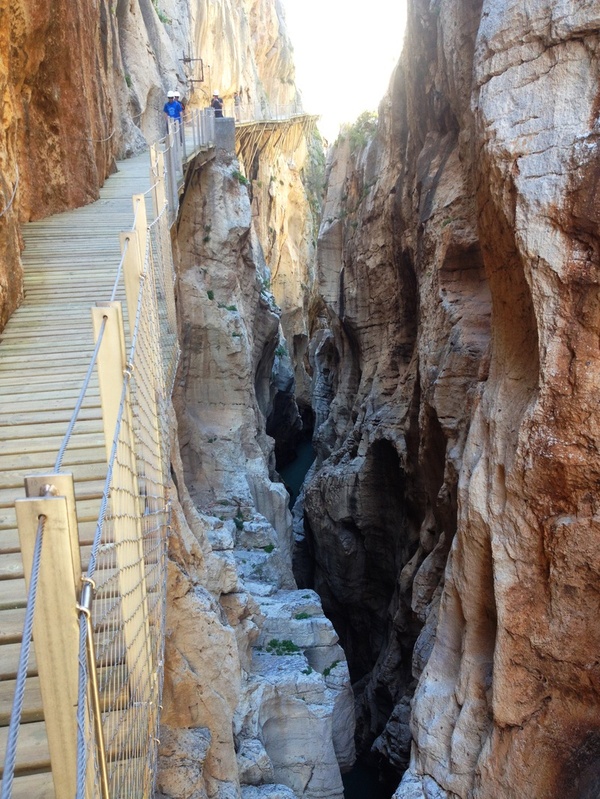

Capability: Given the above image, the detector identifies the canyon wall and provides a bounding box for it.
[3,0,335,795]
[304,1,600,797]
[0,0,305,332]
[159,134,352,798]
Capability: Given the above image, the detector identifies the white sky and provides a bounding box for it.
[281,0,408,141]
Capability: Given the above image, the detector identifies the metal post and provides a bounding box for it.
[150,146,167,220]
[78,579,110,799]
[181,118,187,161]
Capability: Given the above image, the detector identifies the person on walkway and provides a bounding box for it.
[234,91,241,122]
[163,90,183,127]
[175,91,186,113]
[211,91,224,118]
[163,90,183,141]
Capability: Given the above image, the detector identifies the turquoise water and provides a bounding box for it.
[277,440,315,506]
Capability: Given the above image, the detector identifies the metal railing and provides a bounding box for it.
[3,137,183,799]
[160,108,215,224]
[224,100,304,123]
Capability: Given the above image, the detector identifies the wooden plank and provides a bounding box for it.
[0,676,43,725]
[0,419,103,442]
[0,407,100,428]
[0,395,100,415]
[0,434,104,457]
[0,642,38,680]
[0,720,50,776]
[0,771,54,799]
[0,577,26,610]
[0,607,26,644]
[0,476,106,508]
[0,446,106,474]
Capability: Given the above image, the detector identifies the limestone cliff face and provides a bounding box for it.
[192,0,298,110]
[305,1,600,796]
[161,143,352,799]
[0,0,304,332]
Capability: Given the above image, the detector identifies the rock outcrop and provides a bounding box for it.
[0,0,306,332]
[159,135,351,797]
[303,1,600,797]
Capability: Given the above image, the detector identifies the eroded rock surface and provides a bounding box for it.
[304,1,600,797]
[159,143,351,797]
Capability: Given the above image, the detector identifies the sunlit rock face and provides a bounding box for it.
[0,0,184,329]
[306,0,600,797]
[193,0,298,110]
[163,147,352,798]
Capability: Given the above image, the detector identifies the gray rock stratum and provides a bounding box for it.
[302,1,600,797]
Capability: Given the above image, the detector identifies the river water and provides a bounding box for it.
[277,439,315,507]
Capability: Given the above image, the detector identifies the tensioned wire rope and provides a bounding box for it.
[0,516,46,799]
[74,227,152,798]
[0,159,162,796]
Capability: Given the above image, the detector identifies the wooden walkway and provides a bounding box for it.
[0,151,154,798]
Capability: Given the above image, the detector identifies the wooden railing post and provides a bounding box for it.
[91,302,153,706]
[15,475,83,799]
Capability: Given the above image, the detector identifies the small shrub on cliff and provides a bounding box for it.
[206,290,214,300]
[339,111,378,153]
[322,660,340,677]
[294,612,311,620]
[262,544,275,553]
[232,169,249,186]
[266,639,301,655]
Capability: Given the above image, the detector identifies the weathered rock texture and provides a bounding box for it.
[0,0,306,332]
[160,140,351,798]
[192,0,299,112]
[304,1,600,797]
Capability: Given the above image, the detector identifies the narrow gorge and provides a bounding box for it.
[1,1,599,798]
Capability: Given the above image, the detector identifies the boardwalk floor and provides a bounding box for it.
[0,150,154,798]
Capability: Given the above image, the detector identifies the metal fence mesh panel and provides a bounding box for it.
[149,204,180,395]
[83,213,175,798]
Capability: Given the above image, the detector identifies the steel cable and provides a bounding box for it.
[1,515,46,799]
[54,315,108,472]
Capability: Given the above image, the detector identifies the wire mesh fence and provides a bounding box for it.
[5,123,189,798]
[76,163,178,797]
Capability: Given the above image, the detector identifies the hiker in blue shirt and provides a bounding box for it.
[163,91,183,123]
[163,90,184,139]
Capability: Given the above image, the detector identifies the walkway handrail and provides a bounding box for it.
[3,96,313,797]
[3,127,188,798]
[156,108,215,225]
[227,100,304,123]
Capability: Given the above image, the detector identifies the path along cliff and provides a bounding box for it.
[1,0,352,797]
[3,0,600,797]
